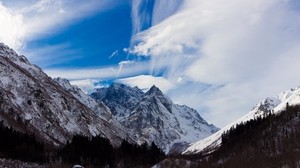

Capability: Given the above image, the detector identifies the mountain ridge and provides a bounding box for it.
[183,85,300,155]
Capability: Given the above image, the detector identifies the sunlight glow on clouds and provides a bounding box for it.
[0,3,25,49]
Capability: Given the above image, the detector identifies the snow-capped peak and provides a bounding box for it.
[90,83,219,153]
[147,85,164,95]
[183,86,300,155]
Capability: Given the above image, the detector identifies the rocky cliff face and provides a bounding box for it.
[91,83,144,119]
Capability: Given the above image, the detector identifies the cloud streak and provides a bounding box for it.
[130,0,183,36]
[45,60,150,80]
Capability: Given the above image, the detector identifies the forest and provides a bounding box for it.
[206,103,300,167]
[0,121,165,167]
[2,104,300,167]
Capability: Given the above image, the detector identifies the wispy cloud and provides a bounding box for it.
[22,42,82,67]
[130,0,300,127]
[45,60,150,80]
[130,0,182,36]
[108,50,119,59]
[151,0,183,25]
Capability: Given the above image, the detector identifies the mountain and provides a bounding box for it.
[183,86,300,155]
[53,77,131,141]
[0,43,131,147]
[91,84,219,153]
[91,83,144,120]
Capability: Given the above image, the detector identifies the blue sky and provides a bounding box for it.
[25,1,132,68]
[1,0,300,127]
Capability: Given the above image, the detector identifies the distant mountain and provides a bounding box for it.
[91,83,144,120]
[91,83,219,153]
[0,43,132,147]
[183,86,300,155]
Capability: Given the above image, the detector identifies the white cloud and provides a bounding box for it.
[0,0,115,50]
[0,3,25,49]
[70,79,106,94]
[130,0,300,127]
[116,75,175,93]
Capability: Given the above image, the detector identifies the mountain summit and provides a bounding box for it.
[91,83,219,153]
[91,83,144,119]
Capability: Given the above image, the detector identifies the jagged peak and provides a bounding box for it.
[133,85,141,91]
[146,85,164,96]
[53,77,82,93]
[0,43,30,64]
[109,83,144,95]
[0,43,18,56]
[0,42,10,49]
[54,77,70,84]
[111,82,127,89]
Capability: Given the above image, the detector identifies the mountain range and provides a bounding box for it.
[91,83,219,152]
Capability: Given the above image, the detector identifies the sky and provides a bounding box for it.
[1,0,300,127]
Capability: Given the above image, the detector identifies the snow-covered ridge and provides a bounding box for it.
[0,43,44,77]
[0,43,131,147]
[54,77,112,120]
[53,77,130,138]
[183,86,300,154]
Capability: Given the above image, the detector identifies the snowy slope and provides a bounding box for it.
[0,43,131,147]
[91,84,219,153]
[53,77,132,141]
[183,86,300,154]
[54,77,114,121]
